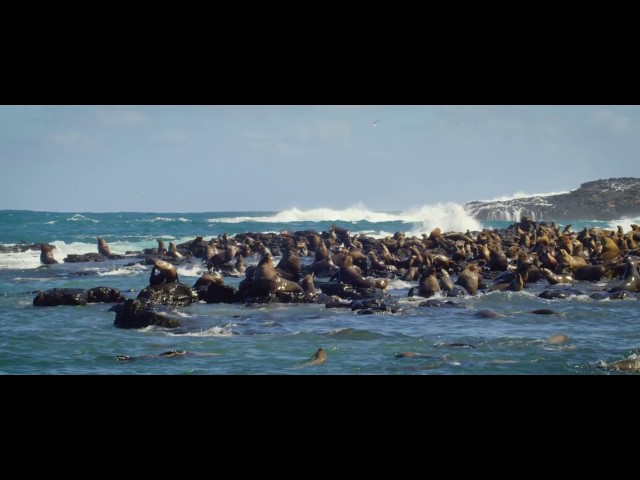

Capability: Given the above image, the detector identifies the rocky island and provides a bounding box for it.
[464,177,640,222]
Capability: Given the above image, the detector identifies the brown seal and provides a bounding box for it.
[299,347,327,367]
[541,267,574,285]
[167,242,183,261]
[547,334,568,344]
[150,259,179,285]
[276,244,302,281]
[39,243,58,265]
[438,269,456,292]
[416,266,440,298]
[193,272,224,288]
[336,255,388,290]
[157,239,167,255]
[488,273,524,292]
[207,245,238,270]
[455,263,480,295]
[558,249,587,271]
[573,264,606,281]
[97,237,111,256]
[608,256,640,293]
[300,273,319,301]
[234,253,245,274]
[253,252,303,295]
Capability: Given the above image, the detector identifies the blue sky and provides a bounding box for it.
[1,105,639,212]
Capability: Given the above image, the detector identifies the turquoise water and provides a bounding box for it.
[1,209,639,375]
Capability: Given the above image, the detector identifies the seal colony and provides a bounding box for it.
[28,218,640,369]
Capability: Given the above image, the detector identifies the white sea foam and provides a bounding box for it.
[209,202,481,235]
[165,326,234,337]
[606,216,640,233]
[209,204,402,223]
[478,190,571,202]
[0,249,41,270]
[386,279,416,290]
[142,217,192,223]
[96,264,147,276]
[176,265,205,278]
[67,214,99,223]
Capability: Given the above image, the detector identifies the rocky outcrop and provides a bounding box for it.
[136,282,198,307]
[465,177,640,221]
[111,299,182,329]
[64,253,125,263]
[33,286,125,307]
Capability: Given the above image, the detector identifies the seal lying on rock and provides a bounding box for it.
[150,260,179,285]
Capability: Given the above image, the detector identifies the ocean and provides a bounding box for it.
[1,207,639,375]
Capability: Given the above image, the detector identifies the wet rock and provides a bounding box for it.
[204,283,241,304]
[590,290,630,301]
[87,286,126,303]
[64,253,125,263]
[538,287,585,299]
[137,283,198,307]
[111,299,181,329]
[33,288,88,307]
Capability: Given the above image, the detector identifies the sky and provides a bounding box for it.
[1,105,639,213]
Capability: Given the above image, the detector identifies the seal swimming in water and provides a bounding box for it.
[597,356,640,372]
[150,259,179,285]
[547,334,568,344]
[97,237,111,256]
[298,347,327,367]
[39,243,58,265]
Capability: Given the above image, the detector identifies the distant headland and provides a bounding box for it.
[465,177,640,222]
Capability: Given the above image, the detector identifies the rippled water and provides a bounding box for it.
[1,209,639,375]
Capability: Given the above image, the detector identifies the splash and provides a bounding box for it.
[208,202,481,233]
[478,190,570,202]
[605,216,640,233]
[208,203,404,223]
[176,265,205,278]
[165,326,234,337]
[67,214,99,223]
[405,203,481,235]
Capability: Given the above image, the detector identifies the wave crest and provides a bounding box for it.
[208,202,481,233]
[67,214,99,223]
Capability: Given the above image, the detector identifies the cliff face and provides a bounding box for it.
[464,177,640,221]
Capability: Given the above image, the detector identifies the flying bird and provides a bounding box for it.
[368,120,380,128]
